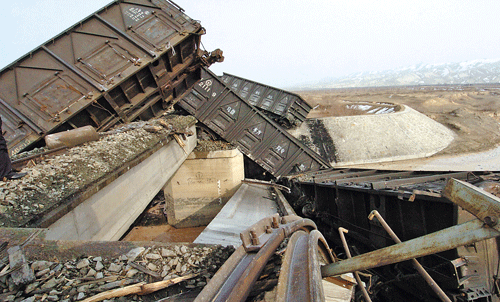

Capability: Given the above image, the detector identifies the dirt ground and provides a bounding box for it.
[297,85,500,155]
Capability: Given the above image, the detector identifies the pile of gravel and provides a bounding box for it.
[1,244,234,302]
[0,116,196,228]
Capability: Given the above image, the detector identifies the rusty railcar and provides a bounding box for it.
[178,67,330,177]
[284,169,499,302]
[0,0,222,155]
[220,73,312,127]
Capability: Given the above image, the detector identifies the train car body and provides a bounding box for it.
[0,0,222,154]
[220,73,312,127]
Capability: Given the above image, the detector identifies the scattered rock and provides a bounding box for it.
[95,261,104,271]
[161,248,176,257]
[76,292,86,300]
[145,253,162,260]
[147,263,158,271]
[0,115,197,228]
[108,263,122,273]
[8,246,35,286]
[31,260,52,271]
[126,269,139,278]
[76,258,90,269]
[125,247,145,262]
[0,243,234,301]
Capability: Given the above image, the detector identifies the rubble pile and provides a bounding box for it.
[0,115,196,228]
[1,244,234,302]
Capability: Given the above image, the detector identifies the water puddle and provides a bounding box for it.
[311,101,401,117]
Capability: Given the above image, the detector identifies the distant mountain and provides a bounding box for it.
[297,59,500,89]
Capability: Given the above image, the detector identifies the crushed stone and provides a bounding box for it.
[0,115,196,228]
[0,244,233,302]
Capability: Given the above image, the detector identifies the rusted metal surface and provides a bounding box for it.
[220,73,313,127]
[193,245,249,302]
[443,178,500,232]
[0,0,221,155]
[370,171,474,190]
[284,170,500,300]
[178,67,331,177]
[286,169,493,249]
[273,187,297,216]
[321,178,500,279]
[226,216,317,301]
[452,209,498,301]
[194,215,317,302]
[368,210,452,302]
[321,218,500,277]
[276,229,335,302]
[241,178,291,193]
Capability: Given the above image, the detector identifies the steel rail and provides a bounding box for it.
[275,229,334,302]
[225,218,317,301]
[194,216,317,302]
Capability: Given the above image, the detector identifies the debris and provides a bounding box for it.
[143,125,164,133]
[173,134,187,154]
[0,244,233,301]
[45,126,99,150]
[128,262,161,279]
[7,246,35,286]
[81,273,198,302]
[0,115,197,228]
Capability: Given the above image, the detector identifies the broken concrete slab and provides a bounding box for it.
[194,183,280,247]
[44,125,197,241]
[0,116,197,229]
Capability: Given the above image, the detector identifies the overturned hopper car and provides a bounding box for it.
[178,67,330,177]
[0,0,223,155]
[220,73,312,127]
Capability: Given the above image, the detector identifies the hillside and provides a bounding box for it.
[299,59,500,89]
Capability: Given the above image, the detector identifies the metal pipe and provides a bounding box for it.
[338,227,372,302]
[368,210,452,302]
[321,218,500,277]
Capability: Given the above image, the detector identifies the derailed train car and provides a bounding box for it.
[0,0,223,155]
[284,169,500,302]
[220,73,312,127]
[178,67,331,177]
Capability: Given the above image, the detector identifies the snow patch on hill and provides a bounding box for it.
[297,59,500,89]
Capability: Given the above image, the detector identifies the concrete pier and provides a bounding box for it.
[164,149,244,228]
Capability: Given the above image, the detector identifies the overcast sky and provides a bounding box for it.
[1,0,499,88]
